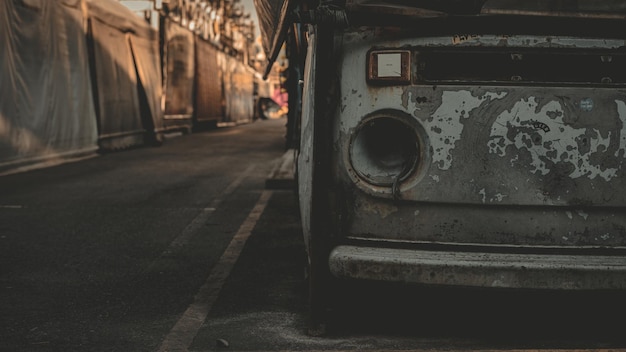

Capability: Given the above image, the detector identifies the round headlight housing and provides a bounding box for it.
[349,111,422,188]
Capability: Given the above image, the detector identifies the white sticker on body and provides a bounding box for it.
[377,53,401,77]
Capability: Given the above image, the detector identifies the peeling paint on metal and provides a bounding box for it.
[478,189,508,203]
[429,90,507,170]
[494,193,507,202]
[616,100,626,157]
[488,97,626,181]
[452,34,479,45]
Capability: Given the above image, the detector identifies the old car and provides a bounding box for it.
[254,0,626,332]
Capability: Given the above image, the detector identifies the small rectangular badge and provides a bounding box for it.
[367,50,411,84]
[377,53,402,77]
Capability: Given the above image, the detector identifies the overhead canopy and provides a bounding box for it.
[253,0,626,76]
[254,0,296,78]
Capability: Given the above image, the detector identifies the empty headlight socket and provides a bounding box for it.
[348,110,425,196]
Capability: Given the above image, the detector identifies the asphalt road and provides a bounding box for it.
[1,117,625,352]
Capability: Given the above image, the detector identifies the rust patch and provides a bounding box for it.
[360,197,398,219]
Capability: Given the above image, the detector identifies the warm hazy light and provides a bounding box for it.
[0,112,60,163]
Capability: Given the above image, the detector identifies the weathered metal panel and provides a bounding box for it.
[395,86,626,206]
[334,31,626,249]
[348,197,626,247]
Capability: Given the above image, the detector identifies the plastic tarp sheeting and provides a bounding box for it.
[0,0,98,173]
[222,54,255,125]
[253,0,294,77]
[163,19,195,127]
[87,0,162,149]
[195,38,224,123]
[88,17,143,149]
[130,34,165,139]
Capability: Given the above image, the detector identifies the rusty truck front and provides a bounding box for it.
[256,0,626,331]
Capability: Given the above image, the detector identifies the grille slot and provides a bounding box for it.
[417,48,626,86]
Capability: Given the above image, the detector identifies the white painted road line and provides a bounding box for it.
[161,164,256,254]
[157,189,274,352]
